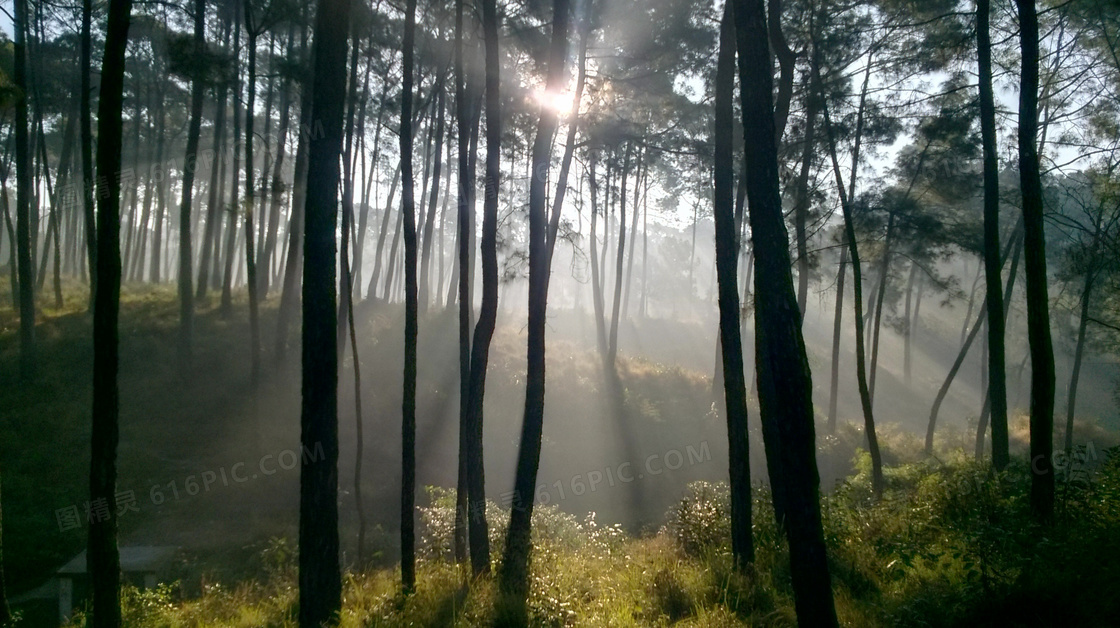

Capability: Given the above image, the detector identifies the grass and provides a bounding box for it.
[2,282,1119,626]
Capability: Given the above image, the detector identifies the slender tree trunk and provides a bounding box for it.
[243,18,262,389]
[367,164,401,300]
[462,0,501,572]
[89,0,133,622]
[178,0,206,369]
[1064,271,1094,456]
[588,156,608,357]
[399,0,420,593]
[714,0,753,570]
[820,63,882,499]
[902,262,917,385]
[298,0,348,618]
[501,0,570,605]
[868,210,895,403]
[928,221,1022,454]
[149,100,168,284]
[221,13,243,318]
[826,245,847,434]
[737,2,838,622]
[607,144,631,365]
[196,56,230,301]
[258,24,295,298]
[977,0,1009,470]
[792,59,820,315]
[81,0,96,306]
[419,84,446,314]
[14,0,35,379]
[1016,0,1055,520]
[453,0,474,565]
[275,17,311,360]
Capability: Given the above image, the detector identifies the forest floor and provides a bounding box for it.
[2,283,1119,627]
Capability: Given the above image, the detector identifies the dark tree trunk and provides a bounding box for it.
[1065,269,1094,456]
[367,164,400,300]
[243,17,262,389]
[275,17,311,360]
[178,0,206,369]
[298,0,348,618]
[399,0,419,592]
[867,209,895,403]
[14,0,35,380]
[735,0,838,621]
[588,156,608,357]
[792,58,819,315]
[501,0,570,605]
[902,262,917,384]
[220,13,243,318]
[544,15,589,271]
[88,0,133,622]
[196,38,230,302]
[826,245,847,434]
[928,221,1022,454]
[1016,0,1055,521]
[819,62,883,500]
[714,0,753,570]
[419,85,446,314]
[258,24,296,299]
[149,101,168,284]
[977,0,1009,471]
[462,0,503,572]
[453,0,474,565]
[81,0,96,306]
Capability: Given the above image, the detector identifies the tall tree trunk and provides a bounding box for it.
[462,0,502,573]
[399,0,420,593]
[977,0,1009,471]
[419,84,446,314]
[367,164,401,300]
[220,13,243,318]
[298,0,348,618]
[826,244,847,434]
[737,2,838,623]
[1016,0,1055,521]
[453,0,474,565]
[607,144,631,365]
[275,17,311,360]
[196,44,230,302]
[13,0,35,379]
[243,19,262,389]
[928,221,1022,454]
[149,100,168,284]
[501,0,570,606]
[714,0,753,570]
[819,56,883,500]
[902,262,918,385]
[588,156,608,357]
[1064,270,1094,457]
[792,58,819,315]
[258,24,296,298]
[89,0,133,622]
[178,0,206,369]
[81,0,96,306]
[867,209,895,403]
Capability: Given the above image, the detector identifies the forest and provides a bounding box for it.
[0,0,1119,625]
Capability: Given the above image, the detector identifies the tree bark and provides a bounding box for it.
[399,0,419,592]
[178,0,206,369]
[736,2,838,624]
[714,0,753,570]
[928,221,1022,454]
[1016,0,1055,521]
[89,0,133,622]
[14,0,35,379]
[298,0,348,618]
[81,0,96,306]
[501,0,570,605]
[977,0,1009,470]
[826,244,847,434]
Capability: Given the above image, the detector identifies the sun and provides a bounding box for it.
[532,88,573,116]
